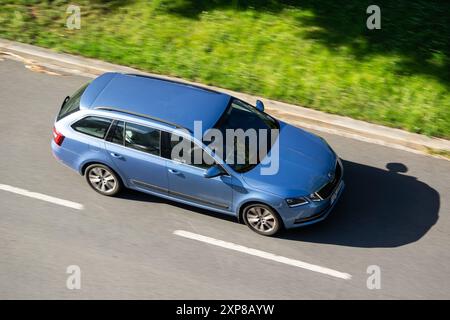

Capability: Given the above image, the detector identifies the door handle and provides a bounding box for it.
[110,152,123,159]
[168,169,179,174]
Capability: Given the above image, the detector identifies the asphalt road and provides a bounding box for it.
[1,58,449,299]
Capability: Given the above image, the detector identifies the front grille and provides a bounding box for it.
[316,161,342,199]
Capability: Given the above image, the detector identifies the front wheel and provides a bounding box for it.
[85,164,122,196]
[243,204,282,236]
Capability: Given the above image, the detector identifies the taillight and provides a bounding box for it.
[53,126,65,146]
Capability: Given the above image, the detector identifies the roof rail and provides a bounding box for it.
[125,73,221,95]
[94,106,191,132]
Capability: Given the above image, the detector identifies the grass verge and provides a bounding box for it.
[1,0,449,138]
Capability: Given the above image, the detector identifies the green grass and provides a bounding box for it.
[1,0,449,138]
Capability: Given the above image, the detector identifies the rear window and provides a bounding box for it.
[72,116,112,139]
[57,84,88,121]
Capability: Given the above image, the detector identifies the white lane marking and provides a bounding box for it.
[173,230,352,280]
[0,184,84,210]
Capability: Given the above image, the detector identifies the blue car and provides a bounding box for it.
[52,73,344,236]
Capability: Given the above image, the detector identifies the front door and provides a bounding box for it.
[165,134,233,210]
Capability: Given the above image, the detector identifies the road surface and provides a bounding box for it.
[0,58,449,299]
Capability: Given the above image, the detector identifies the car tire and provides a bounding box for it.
[85,164,122,196]
[243,204,282,236]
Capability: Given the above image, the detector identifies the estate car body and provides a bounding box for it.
[51,73,344,236]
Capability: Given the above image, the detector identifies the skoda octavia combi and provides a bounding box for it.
[51,73,344,236]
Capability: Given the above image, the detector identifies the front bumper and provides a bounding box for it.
[281,179,345,229]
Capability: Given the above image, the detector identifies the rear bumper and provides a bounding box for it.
[51,140,78,172]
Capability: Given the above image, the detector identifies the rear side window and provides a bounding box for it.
[57,84,88,121]
[72,116,112,139]
[125,122,161,156]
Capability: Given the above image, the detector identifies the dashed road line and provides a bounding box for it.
[0,183,84,210]
[173,230,352,280]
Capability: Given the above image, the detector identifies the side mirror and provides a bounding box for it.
[204,165,226,179]
[256,100,265,112]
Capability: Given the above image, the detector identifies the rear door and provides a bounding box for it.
[105,120,168,194]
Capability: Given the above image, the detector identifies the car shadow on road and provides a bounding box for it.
[115,159,439,248]
[280,160,440,248]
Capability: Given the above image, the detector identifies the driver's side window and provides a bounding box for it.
[169,134,215,169]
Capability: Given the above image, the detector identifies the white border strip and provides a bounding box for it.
[0,183,84,210]
[174,230,351,280]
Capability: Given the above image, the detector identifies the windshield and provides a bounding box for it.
[207,98,279,173]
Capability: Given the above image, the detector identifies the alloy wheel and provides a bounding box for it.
[87,165,119,195]
[244,205,280,236]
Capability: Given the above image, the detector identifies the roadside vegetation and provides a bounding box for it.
[1,0,449,138]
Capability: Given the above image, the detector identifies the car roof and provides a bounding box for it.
[80,72,231,132]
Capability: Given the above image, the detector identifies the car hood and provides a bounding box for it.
[241,121,337,197]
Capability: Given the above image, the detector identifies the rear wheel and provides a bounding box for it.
[85,164,121,196]
[243,204,281,236]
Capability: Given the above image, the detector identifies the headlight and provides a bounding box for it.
[285,197,309,207]
[309,192,323,202]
